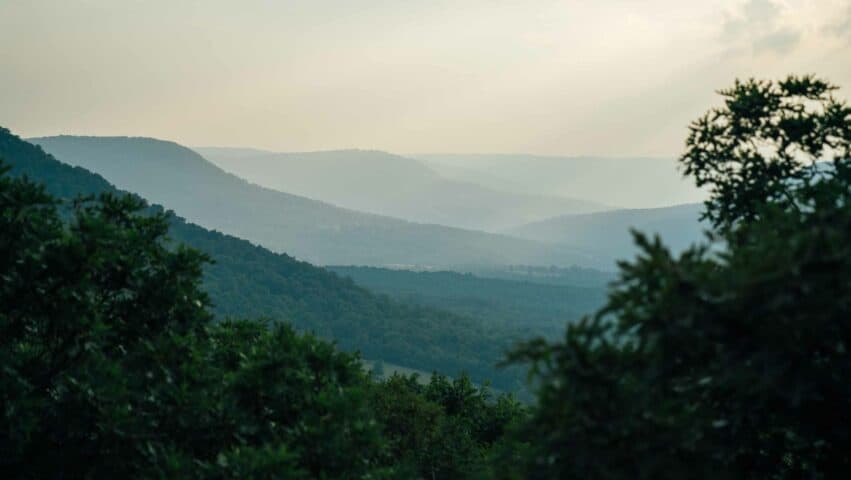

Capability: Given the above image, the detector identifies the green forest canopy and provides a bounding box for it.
[0,167,523,477]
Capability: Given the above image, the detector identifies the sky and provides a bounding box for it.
[1,0,850,156]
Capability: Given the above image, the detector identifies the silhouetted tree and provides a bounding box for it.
[509,76,851,480]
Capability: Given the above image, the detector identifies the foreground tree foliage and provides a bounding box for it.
[370,373,524,479]
[509,75,851,479]
[0,167,522,479]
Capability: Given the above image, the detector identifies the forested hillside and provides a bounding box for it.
[329,266,607,338]
[198,147,607,231]
[30,136,599,268]
[0,163,525,478]
[1,127,528,390]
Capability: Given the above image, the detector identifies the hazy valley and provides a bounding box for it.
[4,1,848,476]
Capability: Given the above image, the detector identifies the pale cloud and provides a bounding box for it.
[826,5,851,43]
[743,0,783,21]
[723,0,783,38]
[722,0,802,55]
[753,27,802,54]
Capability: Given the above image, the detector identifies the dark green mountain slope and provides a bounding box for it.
[29,135,597,268]
[0,127,523,390]
[328,266,608,339]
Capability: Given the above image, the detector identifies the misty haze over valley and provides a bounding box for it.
[2,1,849,478]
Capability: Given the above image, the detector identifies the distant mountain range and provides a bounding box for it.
[415,154,706,209]
[32,136,601,268]
[6,126,710,389]
[507,203,707,265]
[195,147,608,232]
[30,136,708,271]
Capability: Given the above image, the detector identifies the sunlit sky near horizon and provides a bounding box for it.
[2,0,850,156]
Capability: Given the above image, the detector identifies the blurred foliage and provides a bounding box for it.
[682,75,850,229]
[509,75,851,479]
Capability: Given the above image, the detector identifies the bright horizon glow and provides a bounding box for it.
[2,0,850,156]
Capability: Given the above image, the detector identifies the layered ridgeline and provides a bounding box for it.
[0,127,528,390]
[197,147,608,232]
[329,266,608,339]
[507,203,707,266]
[30,136,600,268]
[416,154,706,209]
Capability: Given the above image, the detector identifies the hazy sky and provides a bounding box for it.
[2,0,849,156]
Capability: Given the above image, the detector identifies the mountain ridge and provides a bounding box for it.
[2,126,527,390]
[31,135,604,268]
[508,202,707,264]
[196,147,610,231]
